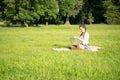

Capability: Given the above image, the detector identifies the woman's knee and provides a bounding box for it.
[77,45,84,50]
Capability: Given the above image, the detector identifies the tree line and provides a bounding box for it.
[0,0,120,27]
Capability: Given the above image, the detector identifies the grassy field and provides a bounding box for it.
[0,24,120,80]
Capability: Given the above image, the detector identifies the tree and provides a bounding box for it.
[3,0,33,27]
[42,0,59,26]
[2,0,120,26]
[3,0,16,26]
[14,0,35,27]
[88,11,94,24]
[15,0,45,27]
[103,0,120,24]
[58,0,83,25]
[82,0,105,24]
[31,0,44,26]
[3,0,59,27]
[0,0,5,21]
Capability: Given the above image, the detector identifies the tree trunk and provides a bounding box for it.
[65,16,70,25]
[35,23,39,26]
[89,21,92,24]
[46,20,48,26]
[6,21,12,27]
[24,23,28,28]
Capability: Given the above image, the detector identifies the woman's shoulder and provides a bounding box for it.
[85,32,89,35]
[85,32,89,37]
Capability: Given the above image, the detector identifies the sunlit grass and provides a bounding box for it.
[0,24,120,80]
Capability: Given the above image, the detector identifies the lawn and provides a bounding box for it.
[0,24,120,80]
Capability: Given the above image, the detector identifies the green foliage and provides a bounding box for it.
[58,0,74,17]
[15,8,34,24]
[58,0,83,24]
[0,0,5,21]
[1,0,120,25]
[83,0,105,24]
[88,11,94,24]
[3,0,59,26]
[58,0,83,17]
[0,12,3,21]
[0,25,120,80]
[42,0,59,25]
[104,0,120,24]
[73,0,83,17]
[3,0,16,25]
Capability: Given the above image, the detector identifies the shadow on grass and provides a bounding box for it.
[0,23,44,28]
[0,24,24,28]
[52,44,71,49]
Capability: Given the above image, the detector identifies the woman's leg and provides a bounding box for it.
[71,45,77,49]
[71,44,84,50]
[84,44,89,50]
[77,44,84,50]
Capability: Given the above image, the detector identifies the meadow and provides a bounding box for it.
[0,24,120,80]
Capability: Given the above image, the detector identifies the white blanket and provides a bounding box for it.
[53,48,70,51]
[89,46,101,52]
[53,46,101,52]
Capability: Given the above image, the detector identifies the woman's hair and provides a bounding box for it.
[79,24,86,37]
[79,24,86,31]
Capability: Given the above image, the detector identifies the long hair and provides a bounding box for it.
[79,24,86,38]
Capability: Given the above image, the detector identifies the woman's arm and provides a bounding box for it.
[73,36,83,41]
[74,33,89,42]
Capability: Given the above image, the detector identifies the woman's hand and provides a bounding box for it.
[73,36,78,39]
[73,36,80,40]
[73,36,83,41]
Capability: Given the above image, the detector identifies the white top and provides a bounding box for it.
[80,32,89,44]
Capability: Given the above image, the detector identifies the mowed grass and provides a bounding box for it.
[0,24,120,80]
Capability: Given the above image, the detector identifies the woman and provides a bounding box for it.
[71,24,89,50]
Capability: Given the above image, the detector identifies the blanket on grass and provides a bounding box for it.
[53,46,102,52]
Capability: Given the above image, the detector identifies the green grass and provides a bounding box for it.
[0,24,120,80]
